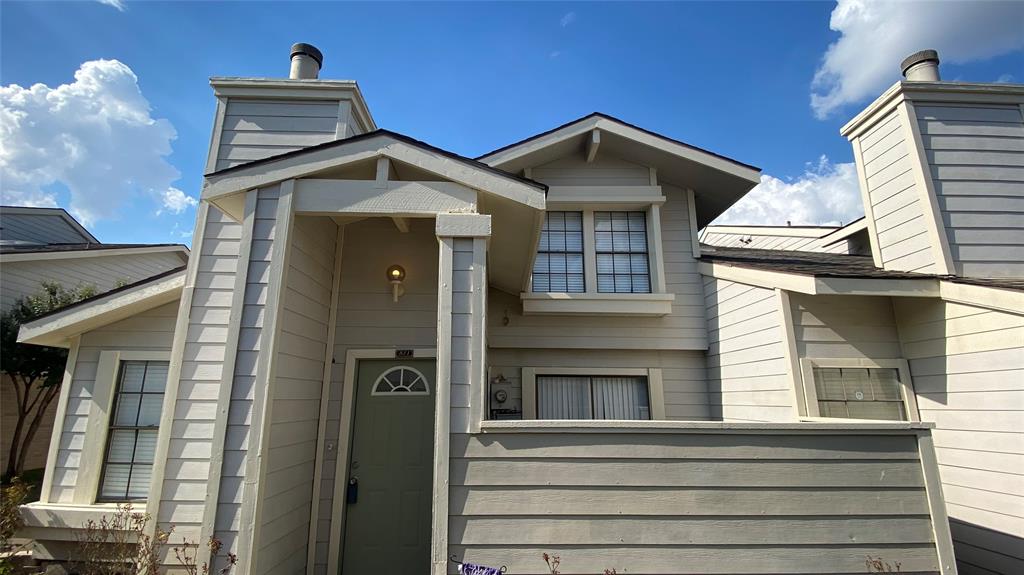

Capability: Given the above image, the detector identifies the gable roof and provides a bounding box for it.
[475,113,761,228]
[0,242,189,263]
[17,266,186,348]
[202,129,547,210]
[0,206,99,246]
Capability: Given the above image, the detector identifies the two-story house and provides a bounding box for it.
[16,45,1022,575]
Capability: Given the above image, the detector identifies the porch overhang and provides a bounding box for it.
[201,131,547,293]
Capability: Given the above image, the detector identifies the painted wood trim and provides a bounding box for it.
[205,97,228,174]
[480,419,934,433]
[431,238,455,575]
[522,367,537,419]
[799,357,920,422]
[327,348,439,574]
[519,292,674,316]
[195,191,256,569]
[239,181,296,573]
[521,367,666,421]
[375,156,390,189]
[0,244,189,264]
[938,280,1024,316]
[699,261,817,294]
[850,138,885,268]
[435,213,491,237]
[649,167,658,186]
[335,100,353,139]
[585,129,601,163]
[305,223,344,575]
[144,201,211,537]
[686,189,701,260]
[522,210,545,293]
[39,335,80,503]
[648,204,667,294]
[469,238,488,434]
[776,289,807,418]
[582,209,598,293]
[917,431,958,575]
[897,100,955,275]
[74,350,119,504]
[295,180,477,217]
[647,368,666,420]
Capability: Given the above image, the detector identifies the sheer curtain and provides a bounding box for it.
[536,375,650,420]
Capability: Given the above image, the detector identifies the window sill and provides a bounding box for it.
[519,292,675,316]
[20,502,139,530]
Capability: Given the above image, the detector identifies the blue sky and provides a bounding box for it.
[2,1,1022,246]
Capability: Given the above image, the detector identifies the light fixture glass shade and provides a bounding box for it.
[387,264,406,282]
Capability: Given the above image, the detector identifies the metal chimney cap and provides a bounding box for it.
[290,43,323,67]
[900,49,939,75]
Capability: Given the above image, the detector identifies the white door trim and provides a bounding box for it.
[326,348,438,575]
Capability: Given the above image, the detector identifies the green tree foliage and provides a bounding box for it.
[1,282,96,479]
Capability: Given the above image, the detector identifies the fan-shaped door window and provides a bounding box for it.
[372,366,430,396]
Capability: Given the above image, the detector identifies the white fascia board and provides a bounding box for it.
[17,271,185,347]
[699,261,817,293]
[702,225,834,238]
[939,281,1024,316]
[202,135,545,210]
[480,115,760,184]
[701,261,940,297]
[0,245,189,263]
[820,218,869,246]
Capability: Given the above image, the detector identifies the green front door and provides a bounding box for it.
[341,359,435,574]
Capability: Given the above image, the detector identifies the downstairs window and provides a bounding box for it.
[811,365,909,421]
[536,375,651,420]
[98,360,168,501]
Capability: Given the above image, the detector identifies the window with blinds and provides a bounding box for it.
[812,366,906,421]
[533,211,585,292]
[537,375,650,420]
[98,360,168,501]
[595,211,650,293]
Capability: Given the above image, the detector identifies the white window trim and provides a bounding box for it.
[75,350,171,504]
[522,203,673,316]
[521,367,665,420]
[798,357,919,422]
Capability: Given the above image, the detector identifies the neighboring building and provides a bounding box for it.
[15,45,1022,575]
[700,218,872,255]
[0,206,188,473]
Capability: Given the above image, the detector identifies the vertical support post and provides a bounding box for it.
[432,213,491,575]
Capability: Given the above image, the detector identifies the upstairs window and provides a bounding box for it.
[98,360,168,501]
[532,211,585,293]
[595,211,650,293]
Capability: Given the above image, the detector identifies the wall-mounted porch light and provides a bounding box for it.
[387,265,406,302]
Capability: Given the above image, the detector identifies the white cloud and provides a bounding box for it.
[549,51,562,59]
[0,59,182,225]
[97,0,125,11]
[560,11,576,27]
[995,73,1015,84]
[811,0,1024,119]
[713,156,863,226]
[159,187,197,215]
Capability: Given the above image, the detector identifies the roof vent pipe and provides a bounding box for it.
[901,49,940,82]
[290,43,323,80]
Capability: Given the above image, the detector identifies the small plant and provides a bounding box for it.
[866,555,902,573]
[75,504,235,575]
[542,553,561,574]
[1,478,31,574]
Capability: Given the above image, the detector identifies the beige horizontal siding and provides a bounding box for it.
[256,216,336,575]
[894,296,1024,574]
[789,293,903,360]
[704,277,792,422]
[915,103,1024,278]
[213,99,339,171]
[448,430,942,574]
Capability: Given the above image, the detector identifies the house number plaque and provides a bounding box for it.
[395,349,414,358]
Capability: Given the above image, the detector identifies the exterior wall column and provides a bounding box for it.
[431,213,490,575]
